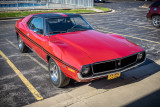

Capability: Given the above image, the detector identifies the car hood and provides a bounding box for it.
[50,30,143,63]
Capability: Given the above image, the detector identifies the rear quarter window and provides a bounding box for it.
[28,17,44,35]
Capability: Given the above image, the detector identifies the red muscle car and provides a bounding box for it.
[15,13,145,87]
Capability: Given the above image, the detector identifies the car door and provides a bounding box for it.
[28,17,49,61]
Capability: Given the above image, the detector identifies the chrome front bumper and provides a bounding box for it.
[77,61,145,81]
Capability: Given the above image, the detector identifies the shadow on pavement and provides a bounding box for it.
[125,89,160,107]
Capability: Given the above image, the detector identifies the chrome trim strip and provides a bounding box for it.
[93,52,139,65]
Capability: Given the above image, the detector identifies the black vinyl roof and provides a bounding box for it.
[33,13,80,18]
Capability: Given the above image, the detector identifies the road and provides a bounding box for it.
[0,1,160,107]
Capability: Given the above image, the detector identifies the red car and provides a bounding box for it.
[15,13,145,87]
[147,0,160,27]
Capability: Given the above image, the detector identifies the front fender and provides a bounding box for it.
[49,41,94,81]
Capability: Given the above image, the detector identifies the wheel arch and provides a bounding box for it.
[46,55,51,63]
[151,14,160,19]
[16,32,19,40]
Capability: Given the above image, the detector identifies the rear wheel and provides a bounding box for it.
[152,15,160,28]
[17,34,28,53]
[48,58,70,88]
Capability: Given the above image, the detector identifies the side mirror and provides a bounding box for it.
[33,29,39,33]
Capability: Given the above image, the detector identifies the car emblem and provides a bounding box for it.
[117,60,121,66]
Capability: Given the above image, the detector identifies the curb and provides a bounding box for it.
[80,9,112,14]
[0,17,24,20]
[0,10,112,20]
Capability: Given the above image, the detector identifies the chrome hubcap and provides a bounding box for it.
[50,62,58,82]
[153,17,160,26]
[18,37,23,49]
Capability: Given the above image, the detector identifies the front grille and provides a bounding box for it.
[92,54,138,74]
[121,54,137,67]
[93,61,115,73]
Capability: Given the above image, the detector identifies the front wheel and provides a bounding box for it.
[17,34,28,53]
[152,15,160,28]
[48,58,70,88]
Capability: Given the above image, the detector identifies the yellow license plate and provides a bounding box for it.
[108,72,121,80]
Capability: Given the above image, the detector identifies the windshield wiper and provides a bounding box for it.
[78,28,88,31]
[67,28,88,32]
[48,31,66,34]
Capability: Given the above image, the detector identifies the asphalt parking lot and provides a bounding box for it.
[0,1,160,107]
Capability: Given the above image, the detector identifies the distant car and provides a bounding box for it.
[94,0,105,3]
[15,13,145,87]
[147,0,160,27]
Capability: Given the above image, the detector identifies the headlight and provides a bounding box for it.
[137,52,143,60]
[81,65,92,77]
[82,67,90,75]
[137,51,146,63]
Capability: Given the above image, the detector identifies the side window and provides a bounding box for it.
[29,17,43,35]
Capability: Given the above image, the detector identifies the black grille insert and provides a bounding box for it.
[92,54,138,74]
[121,54,137,67]
[93,61,115,73]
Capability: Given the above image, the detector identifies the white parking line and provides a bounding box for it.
[96,28,160,45]
[124,23,160,31]
[6,39,48,71]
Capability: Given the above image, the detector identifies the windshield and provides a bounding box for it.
[46,16,93,35]
[151,1,160,7]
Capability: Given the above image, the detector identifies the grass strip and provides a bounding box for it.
[94,6,110,12]
[0,9,95,18]
[0,7,110,18]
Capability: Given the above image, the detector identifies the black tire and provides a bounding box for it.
[152,15,160,28]
[17,34,28,53]
[48,58,70,88]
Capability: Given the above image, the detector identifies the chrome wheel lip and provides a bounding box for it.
[153,17,160,26]
[50,62,58,82]
[18,37,23,49]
